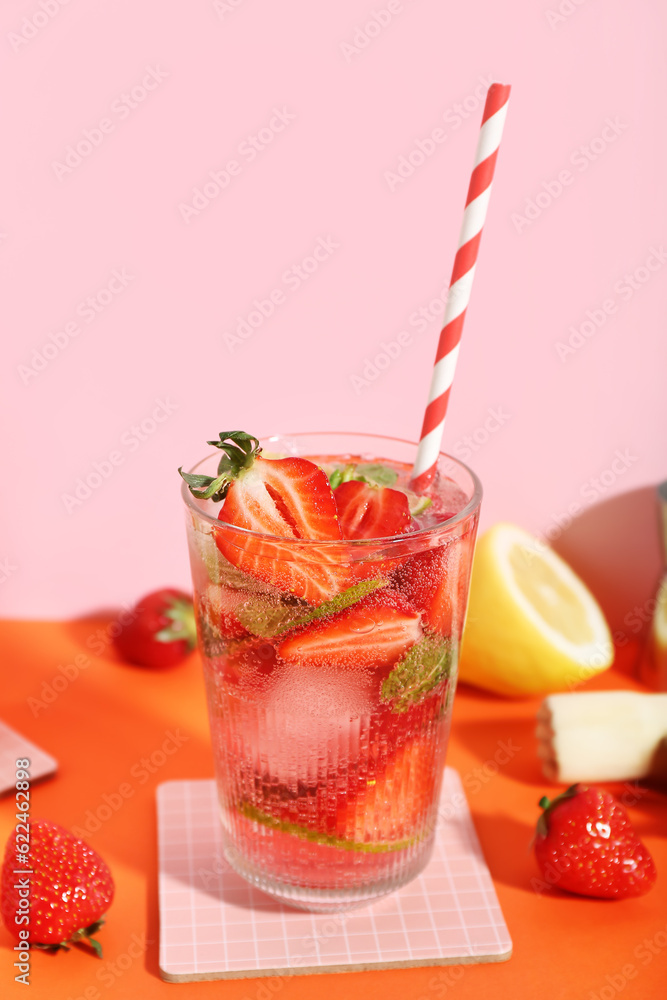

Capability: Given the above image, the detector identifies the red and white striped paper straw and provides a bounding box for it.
[411,83,511,491]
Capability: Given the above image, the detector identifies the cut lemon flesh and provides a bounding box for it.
[459,523,613,697]
[508,547,594,645]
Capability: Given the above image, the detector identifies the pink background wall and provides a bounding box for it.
[1,0,665,619]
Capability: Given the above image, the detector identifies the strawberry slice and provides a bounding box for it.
[220,637,278,687]
[392,526,476,638]
[241,734,440,849]
[393,549,449,631]
[277,591,422,669]
[220,453,342,542]
[337,736,439,844]
[334,481,411,539]
[180,432,346,603]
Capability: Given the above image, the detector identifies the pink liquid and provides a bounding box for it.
[185,451,478,910]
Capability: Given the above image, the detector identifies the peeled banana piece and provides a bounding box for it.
[536,691,667,783]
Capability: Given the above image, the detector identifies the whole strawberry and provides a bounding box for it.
[1,820,114,954]
[534,784,656,899]
[115,588,196,668]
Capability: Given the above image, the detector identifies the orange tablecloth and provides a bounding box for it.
[1,619,665,1000]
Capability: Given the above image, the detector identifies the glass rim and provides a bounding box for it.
[181,430,483,547]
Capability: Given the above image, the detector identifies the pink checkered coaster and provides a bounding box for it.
[0,720,57,795]
[157,769,511,982]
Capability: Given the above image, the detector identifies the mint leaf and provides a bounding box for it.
[235,600,307,638]
[326,463,432,521]
[237,578,387,638]
[381,632,453,712]
[355,463,398,487]
[327,463,398,489]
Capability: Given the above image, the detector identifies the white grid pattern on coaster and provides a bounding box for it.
[0,720,58,795]
[157,769,511,982]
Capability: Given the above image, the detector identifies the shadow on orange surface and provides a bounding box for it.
[144,800,163,983]
[599,782,667,840]
[63,611,196,672]
[0,626,213,877]
[471,813,536,893]
[63,611,129,660]
[453,715,544,788]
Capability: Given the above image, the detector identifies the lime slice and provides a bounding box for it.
[406,492,433,517]
[326,463,399,490]
[238,801,417,853]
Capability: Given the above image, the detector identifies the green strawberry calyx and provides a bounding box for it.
[536,784,582,839]
[179,431,261,502]
[33,919,106,958]
[155,595,197,651]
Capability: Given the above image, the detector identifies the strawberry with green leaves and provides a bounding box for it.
[115,589,197,668]
[533,784,657,899]
[180,432,346,603]
[1,820,114,955]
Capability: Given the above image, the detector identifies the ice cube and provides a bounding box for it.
[251,661,374,784]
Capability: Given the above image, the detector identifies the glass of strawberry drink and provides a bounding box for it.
[181,431,481,911]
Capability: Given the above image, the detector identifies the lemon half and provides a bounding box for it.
[459,523,613,697]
